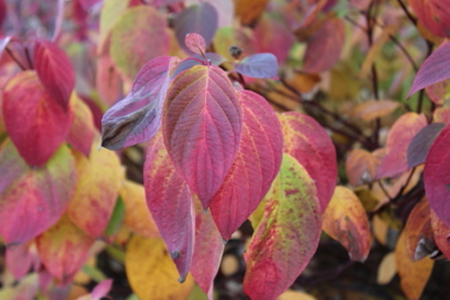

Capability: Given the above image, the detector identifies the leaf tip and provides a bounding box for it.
[178,275,186,283]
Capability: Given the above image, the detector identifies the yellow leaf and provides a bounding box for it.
[377,252,396,285]
[276,289,317,300]
[125,235,194,300]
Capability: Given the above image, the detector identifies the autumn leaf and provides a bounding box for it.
[346,148,384,186]
[66,93,95,157]
[407,0,450,38]
[234,0,270,25]
[351,100,399,122]
[407,122,445,168]
[430,208,450,259]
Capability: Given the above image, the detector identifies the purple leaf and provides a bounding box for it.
[234,53,278,79]
[174,3,218,54]
[101,56,178,150]
[408,42,450,97]
[407,122,445,168]
[171,53,226,78]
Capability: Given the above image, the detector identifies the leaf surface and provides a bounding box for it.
[376,113,427,178]
[101,56,177,150]
[351,100,399,121]
[2,71,72,167]
[322,186,371,261]
[234,0,270,25]
[0,140,76,244]
[423,123,450,227]
[33,39,75,110]
[125,236,194,300]
[346,148,384,186]
[234,53,278,78]
[185,33,206,55]
[395,231,433,300]
[110,6,169,79]
[66,94,95,157]
[6,242,39,280]
[407,122,445,168]
[36,214,94,284]
[430,208,450,259]
[409,42,450,97]
[243,154,322,300]
[67,143,123,238]
[209,90,282,240]
[174,3,218,54]
[408,0,450,37]
[144,132,194,281]
[162,65,241,208]
[279,112,336,212]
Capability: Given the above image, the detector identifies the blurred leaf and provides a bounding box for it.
[403,199,433,261]
[407,122,445,168]
[351,100,400,121]
[430,208,450,259]
[377,252,396,285]
[234,53,278,78]
[276,289,317,300]
[66,94,95,157]
[103,196,125,238]
[234,0,270,25]
[346,148,384,186]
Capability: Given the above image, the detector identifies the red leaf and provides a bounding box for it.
[66,94,95,157]
[209,90,282,240]
[101,56,178,151]
[174,3,218,54]
[35,214,94,284]
[243,154,322,300]
[162,65,242,208]
[408,0,450,37]
[185,33,206,55]
[408,42,450,97]
[190,197,224,298]
[376,112,427,179]
[33,40,75,110]
[144,131,194,281]
[303,18,345,73]
[407,122,445,168]
[424,123,450,227]
[279,112,337,212]
[2,71,73,167]
[0,140,76,244]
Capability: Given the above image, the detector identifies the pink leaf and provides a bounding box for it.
[185,33,206,55]
[101,56,177,150]
[424,123,450,227]
[33,39,75,110]
[279,112,337,212]
[409,42,450,97]
[66,94,95,157]
[91,279,113,300]
[144,132,194,281]
[2,71,73,167]
[209,90,283,240]
[6,242,39,279]
[162,65,242,209]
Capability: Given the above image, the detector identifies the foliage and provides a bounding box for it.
[0,0,450,300]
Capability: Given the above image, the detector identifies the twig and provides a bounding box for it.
[395,0,417,26]
[52,0,65,42]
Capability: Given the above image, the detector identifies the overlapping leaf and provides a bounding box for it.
[407,122,445,168]
[67,142,123,238]
[6,242,39,280]
[110,6,170,79]
[33,39,75,110]
[209,90,282,240]
[144,131,194,281]
[408,0,450,37]
[2,71,72,167]
[35,214,94,284]
[376,113,427,179]
[423,123,450,227]
[101,56,178,150]
[234,53,278,78]
[125,236,194,300]
[322,186,371,261]
[430,208,450,259]
[243,154,322,300]
[279,112,336,212]
[346,148,384,186]
[0,140,76,244]
[66,94,95,157]
[162,65,242,208]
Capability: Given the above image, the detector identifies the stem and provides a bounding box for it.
[395,167,417,199]
[52,0,65,42]
[395,0,417,26]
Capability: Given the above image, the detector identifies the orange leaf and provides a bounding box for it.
[430,208,450,259]
[234,0,270,25]
[351,100,400,121]
[395,231,434,300]
[322,186,371,261]
[36,214,94,284]
[125,236,194,300]
[346,148,384,186]
[120,180,159,238]
[433,107,450,124]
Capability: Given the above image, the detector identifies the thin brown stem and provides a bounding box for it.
[395,0,417,26]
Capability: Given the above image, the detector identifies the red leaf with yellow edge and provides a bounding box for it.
[66,94,95,157]
[376,113,427,179]
[125,236,194,300]
[243,154,322,300]
[209,90,282,240]
[430,208,450,259]
[120,180,159,238]
[303,18,345,74]
[33,39,75,110]
[67,142,123,238]
[403,199,434,261]
[144,131,194,281]
[109,6,170,79]
[407,0,450,38]
[190,197,224,299]
[0,140,76,244]
[279,112,336,212]
[35,214,94,284]
[423,123,450,227]
[162,65,241,208]
[2,71,73,167]
[346,148,384,186]
[322,186,371,262]
[395,231,434,300]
